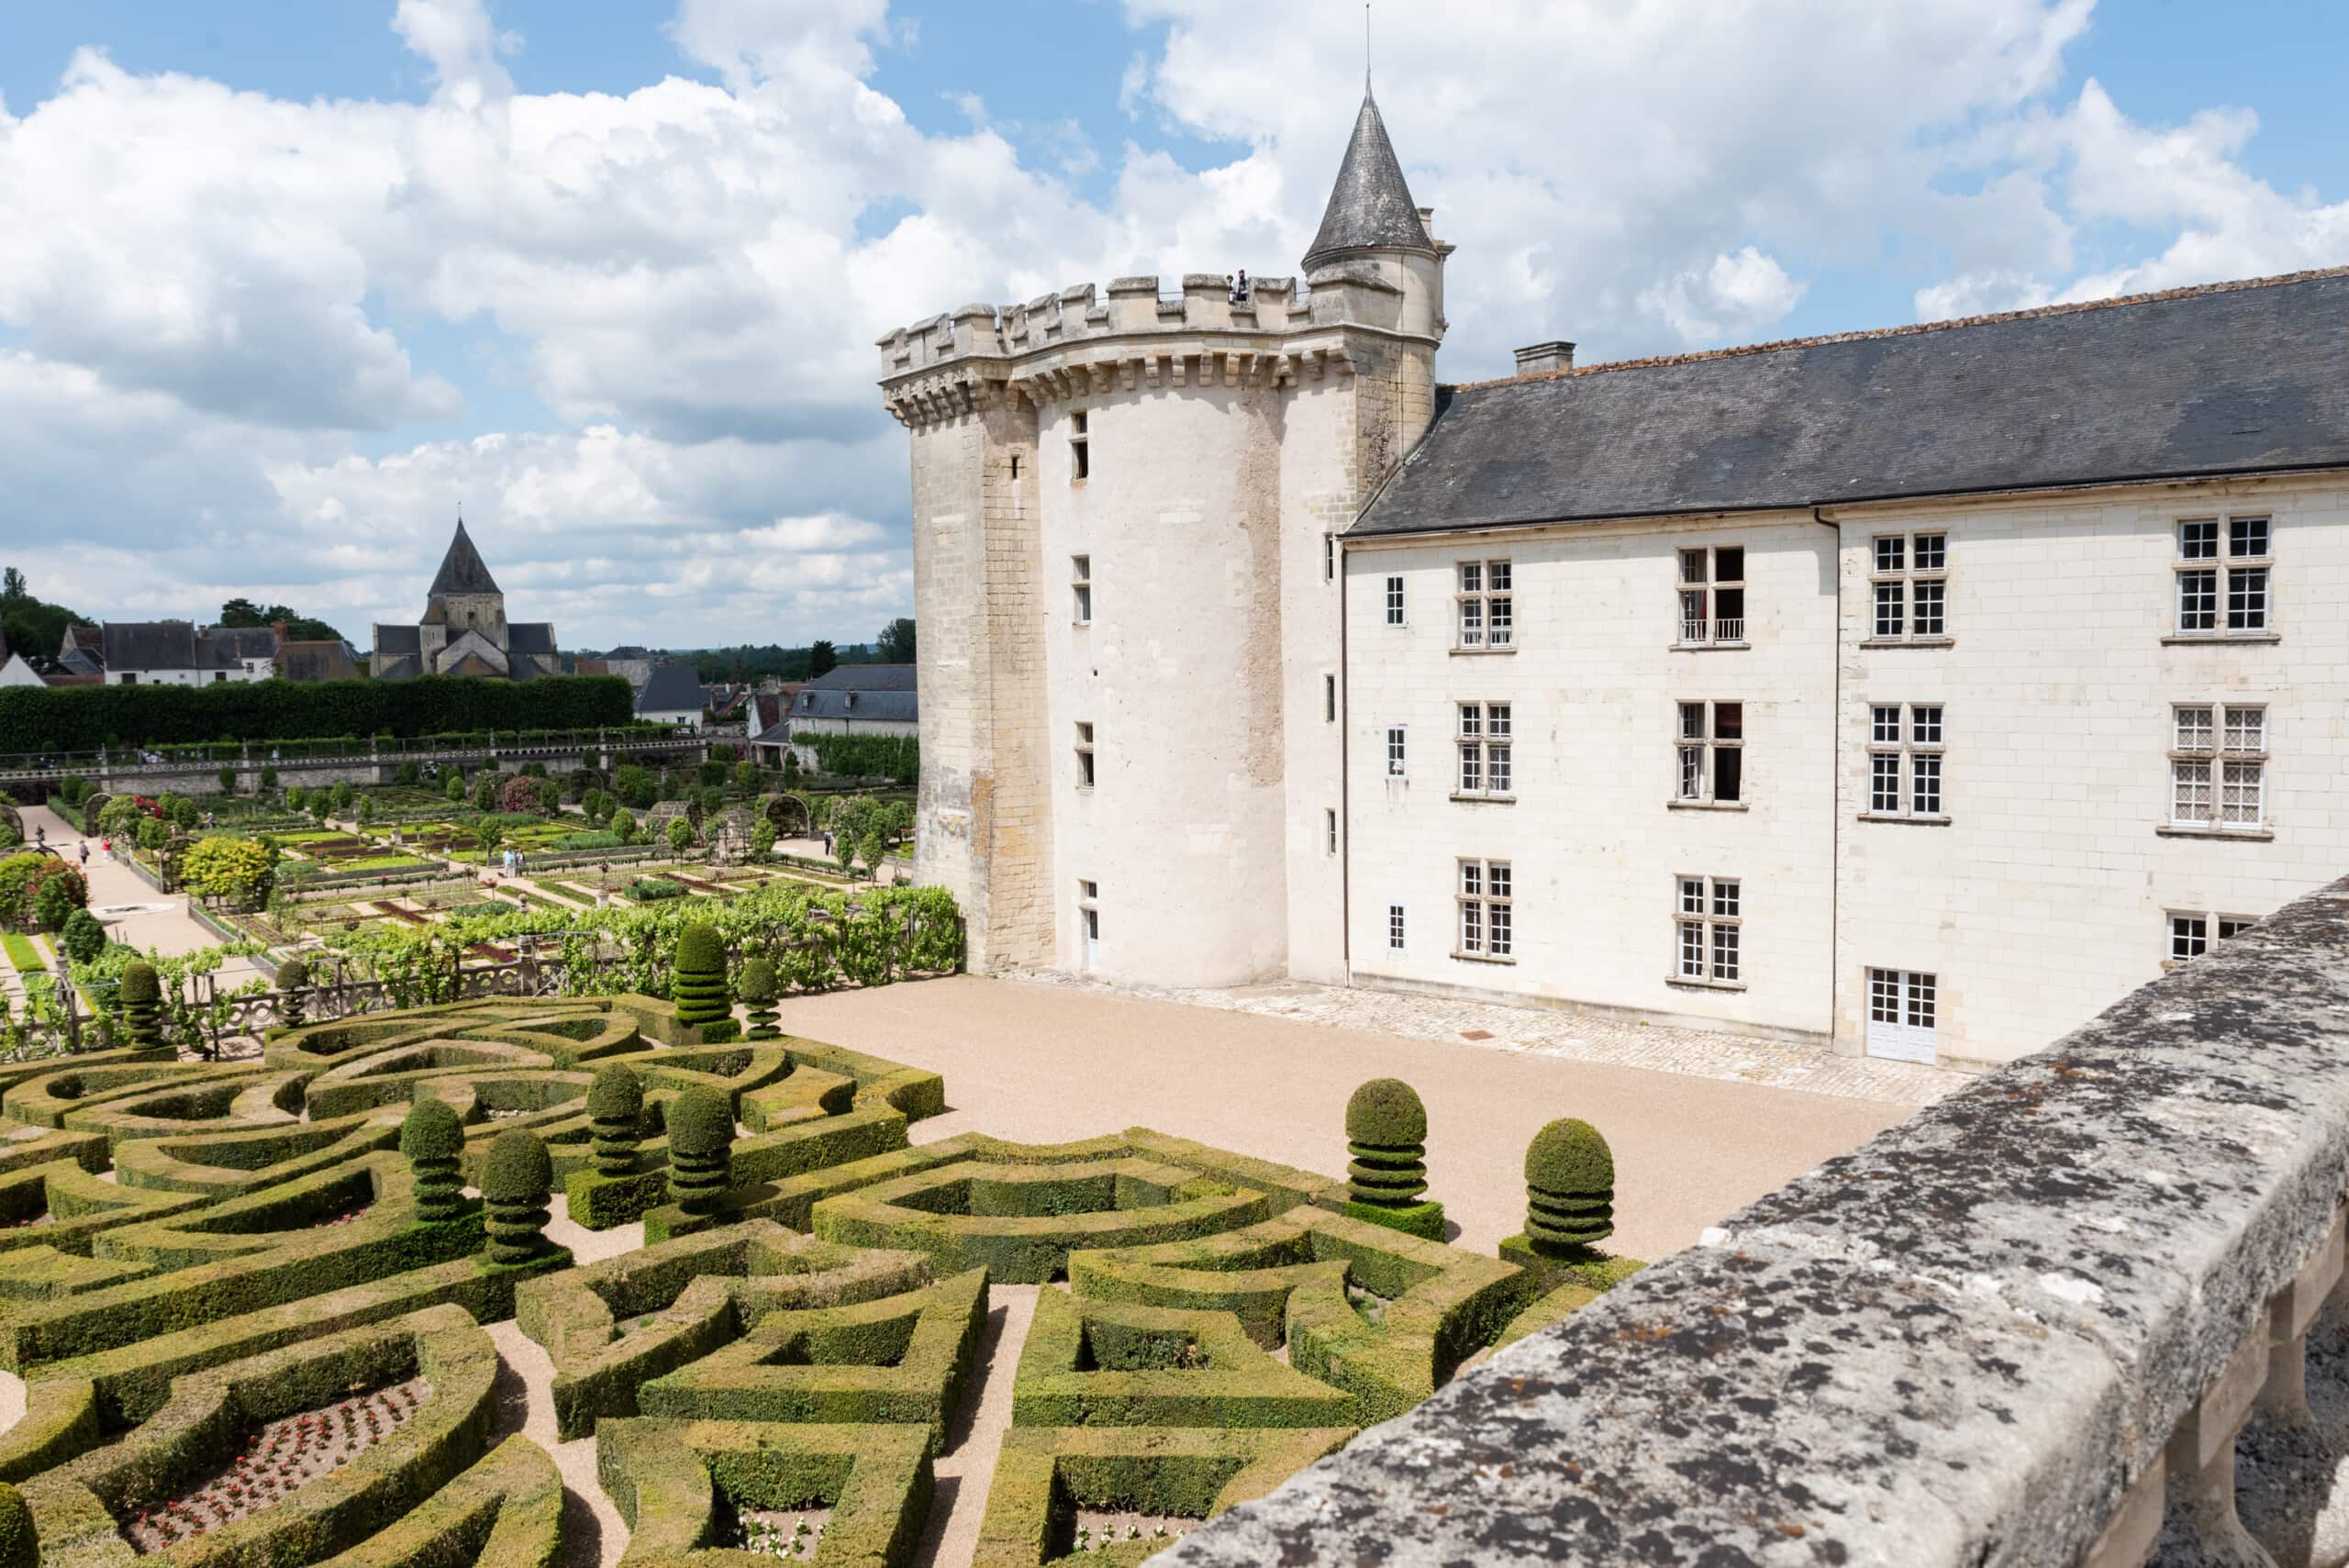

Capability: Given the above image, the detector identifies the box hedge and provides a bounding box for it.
[639,1268,987,1455]
[306,1434,562,1568]
[597,1418,932,1568]
[1013,1291,1357,1430]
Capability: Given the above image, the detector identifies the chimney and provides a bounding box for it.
[1513,340,1575,377]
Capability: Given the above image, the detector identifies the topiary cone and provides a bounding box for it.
[482,1128,554,1265]
[670,921,731,1032]
[400,1096,468,1224]
[586,1062,644,1178]
[737,955,780,1040]
[0,1481,32,1568]
[1524,1118,1614,1253]
[665,1085,736,1218]
[1344,1077,1430,1207]
[119,962,166,1052]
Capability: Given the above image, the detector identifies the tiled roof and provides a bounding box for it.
[1353,266,2349,538]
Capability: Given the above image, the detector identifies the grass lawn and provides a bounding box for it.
[3,933,48,973]
[334,854,438,873]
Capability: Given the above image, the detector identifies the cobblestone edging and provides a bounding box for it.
[1015,971,1961,1109]
[1164,876,2349,1567]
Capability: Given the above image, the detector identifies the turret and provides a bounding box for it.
[1302,86,1450,346]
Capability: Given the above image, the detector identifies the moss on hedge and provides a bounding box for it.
[306,1434,562,1568]
[598,1417,932,1568]
[119,962,165,1052]
[0,1481,32,1568]
[1012,1291,1357,1430]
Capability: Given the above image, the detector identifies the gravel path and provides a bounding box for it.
[911,1284,1038,1568]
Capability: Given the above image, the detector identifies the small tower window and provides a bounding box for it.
[1075,721,1096,788]
[1070,410,1090,482]
[1073,556,1093,625]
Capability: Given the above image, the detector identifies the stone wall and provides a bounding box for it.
[1168,871,2349,1567]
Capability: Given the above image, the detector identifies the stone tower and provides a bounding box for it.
[880,86,1449,984]
[422,521,507,645]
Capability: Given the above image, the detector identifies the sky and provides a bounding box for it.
[1,0,2344,652]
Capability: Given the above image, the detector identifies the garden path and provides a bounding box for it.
[774,974,1933,1265]
[20,804,270,989]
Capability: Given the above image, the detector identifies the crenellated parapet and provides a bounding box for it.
[877,268,1422,429]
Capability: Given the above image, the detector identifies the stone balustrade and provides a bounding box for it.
[1167,875,2349,1567]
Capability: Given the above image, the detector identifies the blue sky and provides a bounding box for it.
[0,0,2343,649]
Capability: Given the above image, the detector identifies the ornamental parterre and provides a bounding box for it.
[0,995,1641,1565]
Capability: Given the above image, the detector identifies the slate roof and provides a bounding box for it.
[1303,89,1433,271]
[102,621,200,672]
[428,521,502,596]
[1352,267,2349,539]
[61,623,102,659]
[373,624,422,655]
[507,622,556,654]
[807,663,917,693]
[634,663,707,716]
[210,627,279,662]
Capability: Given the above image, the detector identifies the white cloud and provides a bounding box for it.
[2,0,2344,648]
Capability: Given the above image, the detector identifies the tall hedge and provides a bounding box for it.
[483,1129,555,1265]
[0,673,633,751]
[401,1098,468,1224]
[670,921,731,1037]
[665,1087,735,1217]
[586,1063,644,1177]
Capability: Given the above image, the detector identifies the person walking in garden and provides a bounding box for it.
[77,840,87,869]
[100,837,113,864]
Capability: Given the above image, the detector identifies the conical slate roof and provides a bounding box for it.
[1302,89,1432,271]
[428,520,501,597]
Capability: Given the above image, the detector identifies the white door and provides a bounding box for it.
[1082,907,1099,971]
[1866,968,1938,1063]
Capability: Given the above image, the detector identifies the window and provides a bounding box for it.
[1384,574,1406,628]
[1324,536,1335,582]
[2168,911,2256,964]
[1674,875,1742,985]
[2175,516,2271,635]
[1324,674,1336,723]
[1325,809,1338,855]
[1869,532,1948,640]
[1456,859,1513,960]
[2170,703,2265,830]
[1866,969,1938,1062]
[119,672,138,685]
[1455,703,1513,799]
[1676,546,1746,645]
[1387,904,1407,952]
[1070,410,1090,481]
[1865,704,1946,819]
[1455,560,1513,650]
[1386,725,1407,778]
[1072,555,1092,625]
[1074,721,1096,788]
[1674,701,1743,805]
[1077,880,1099,967]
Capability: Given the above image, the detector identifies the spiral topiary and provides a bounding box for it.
[665,1085,736,1218]
[482,1129,554,1264]
[1345,1078,1429,1207]
[274,954,310,1028]
[736,955,780,1040]
[399,1096,468,1224]
[1523,1118,1614,1253]
[0,1480,33,1568]
[586,1062,644,1177]
[670,920,732,1036]
[119,962,166,1052]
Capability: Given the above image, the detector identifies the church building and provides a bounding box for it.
[371,521,561,681]
[881,86,2349,1072]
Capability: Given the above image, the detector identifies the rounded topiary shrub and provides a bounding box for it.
[1344,1078,1429,1207]
[666,1085,735,1217]
[60,907,105,966]
[670,920,731,1034]
[119,962,165,1052]
[1524,1118,1614,1253]
[737,955,780,1040]
[400,1096,468,1224]
[274,955,310,1027]
[0,1480,33,1568]
[586,1062,644,1177]
[482,1128,554,1265]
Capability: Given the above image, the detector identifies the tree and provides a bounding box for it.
[612,808,638,845]
[181,836,274,908]
[217,765,236,795]
[446,770,466,802]
[666,817,695,855]
[1,569,22,601]
[329,779,354,814]
[61,908,105,965]
[473,774,498,813]
[875,617,917,663]
[733,759,761,795]
[751,818,776,860]
[807,639,838,678]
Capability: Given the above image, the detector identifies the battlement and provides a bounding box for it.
[876,264,1421,383]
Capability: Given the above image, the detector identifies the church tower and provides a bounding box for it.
[881,86,1448,985]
